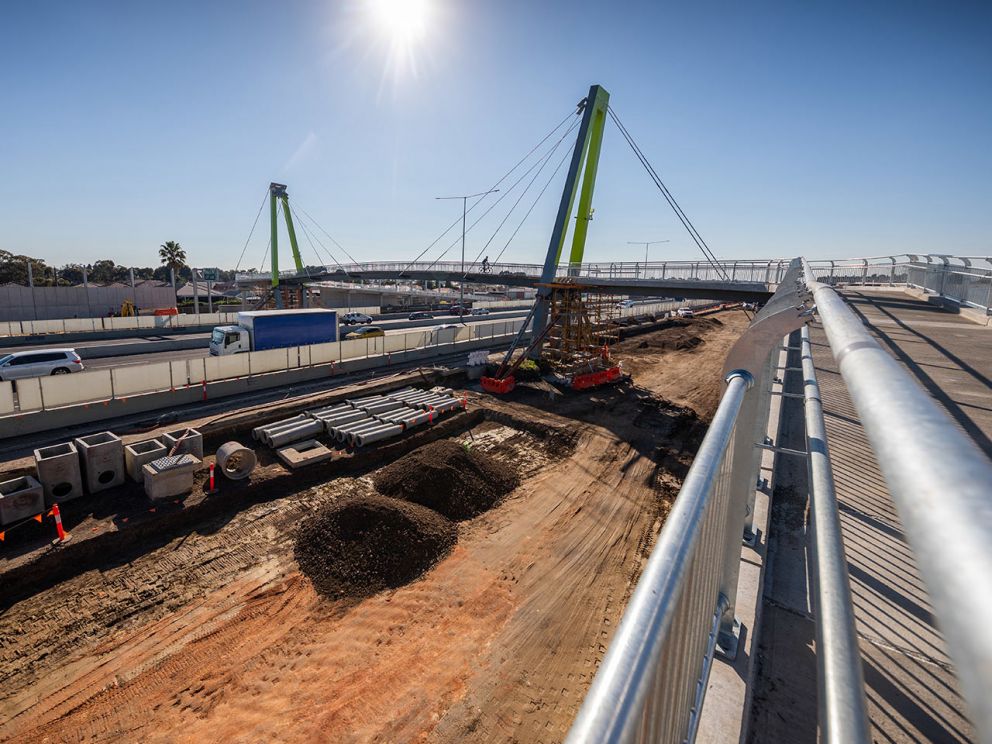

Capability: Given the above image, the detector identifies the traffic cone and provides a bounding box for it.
[51,503,70,544]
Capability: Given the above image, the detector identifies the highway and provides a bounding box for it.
[2,310,529,370]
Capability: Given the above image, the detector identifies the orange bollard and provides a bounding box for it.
[51,503,70,543]
[205,462,218,494]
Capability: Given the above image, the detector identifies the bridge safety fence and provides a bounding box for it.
[805,255,992,314]
[803,260,992,740]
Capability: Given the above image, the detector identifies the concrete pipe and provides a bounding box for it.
[330,419,378,442]
[337,420,387,444]
[256,416,309,440]
[401,411,433,429]
[348,422,400,446]
[216,441,257,480]
[353,424,404,447]
[431,400,464,414]
[309,404,351,419]
[318,409,367,426]
[346,395,385,408]
[361,400,406,415]
[269,420,324,448]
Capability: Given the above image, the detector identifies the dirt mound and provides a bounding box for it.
[373,440,520,521]
[294,494,456,598]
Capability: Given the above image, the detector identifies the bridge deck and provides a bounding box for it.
[750,287,990,742]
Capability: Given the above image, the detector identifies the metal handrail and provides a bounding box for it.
[565,372,751,743]
[800,324,870,743]
[803,260,992,740]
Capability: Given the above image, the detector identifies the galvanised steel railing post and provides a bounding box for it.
[803,261,992,740]
[800,325,871,744]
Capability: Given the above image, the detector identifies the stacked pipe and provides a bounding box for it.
[252,415,324,447]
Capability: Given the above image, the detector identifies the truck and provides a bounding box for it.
[209,309,338,356]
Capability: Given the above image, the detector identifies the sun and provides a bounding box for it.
[368,0,431,48]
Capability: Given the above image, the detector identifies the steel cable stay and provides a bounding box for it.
[606,106,729,282]
[291,203,361,267]
[293,209,337,276]
[421,116,581,273]
[291,205,350,275]
[462,120,580,276]
[400,107,580,274]
[234,190,270,273]
[491,145,574,266]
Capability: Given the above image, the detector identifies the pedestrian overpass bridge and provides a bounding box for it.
[236,259,784,303]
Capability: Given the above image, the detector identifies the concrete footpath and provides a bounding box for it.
[749,288,989,742]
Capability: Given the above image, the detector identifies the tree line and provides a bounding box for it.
[0,242,239,287]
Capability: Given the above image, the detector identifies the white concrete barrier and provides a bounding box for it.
[112,362,172,397]
[0,318,529,416]
[0,381,13,415]
[41,368,113,407]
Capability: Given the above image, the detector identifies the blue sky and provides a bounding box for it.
[1,0,989,269]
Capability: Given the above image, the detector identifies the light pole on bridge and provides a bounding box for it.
[627,239,670,267]
[436,189,499,318]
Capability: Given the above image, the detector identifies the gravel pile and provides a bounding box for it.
[294,494,457,598]
[373,440,520,521]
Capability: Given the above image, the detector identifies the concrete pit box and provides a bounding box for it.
[34,442,84,505]
[142,454,201,501]
[0,475,45,525]
[74,431,126,493]
[125,439,167,483]
[162,428,204,465]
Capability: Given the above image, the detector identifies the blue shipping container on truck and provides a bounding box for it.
[237,309,338,351]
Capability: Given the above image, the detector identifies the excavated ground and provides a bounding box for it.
[373,439,521,520]
[0,309,748,744]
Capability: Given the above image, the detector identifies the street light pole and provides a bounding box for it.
[627,239,671,266]
[436,188,499,319]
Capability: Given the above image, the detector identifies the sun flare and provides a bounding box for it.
[369,0,431,48]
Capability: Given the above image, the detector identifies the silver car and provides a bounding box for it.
[0,348,84,380]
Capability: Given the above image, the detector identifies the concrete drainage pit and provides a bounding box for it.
[52,482,73,498]
[97,470,116,485]
[294,494,456,599]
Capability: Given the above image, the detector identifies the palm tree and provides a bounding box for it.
[159,241,187,273]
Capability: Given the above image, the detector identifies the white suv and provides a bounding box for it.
[676,307,695,318]
[341,312,373,325]
[0,349,84,380]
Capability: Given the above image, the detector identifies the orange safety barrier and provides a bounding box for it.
[481,375,516,394]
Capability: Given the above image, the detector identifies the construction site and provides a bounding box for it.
[0,302,746,742]
[2,72,990,744]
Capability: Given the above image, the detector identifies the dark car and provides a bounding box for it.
[408,311,433,321]
[447,305,470,316]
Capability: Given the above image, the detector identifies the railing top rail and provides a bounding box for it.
[803,259,992,739]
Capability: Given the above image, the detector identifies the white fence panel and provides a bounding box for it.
[187,357,206,384]
[15,378,43,411]
[0,381,14,415]
[41,369,112,407]
[136,316,156,329]
[112,362,173,396]
[384,334,407,353]
[435,327,457,345]
[454,326,473,343]
[249,348,289,375]
[294,346,311,367]
[310,341,340,366]
[205,353,249,381]
[405,331,429,350]
[64,318,97,333]
[340,338,367,360]
[368,336,384,356]
[170,360,191,387]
